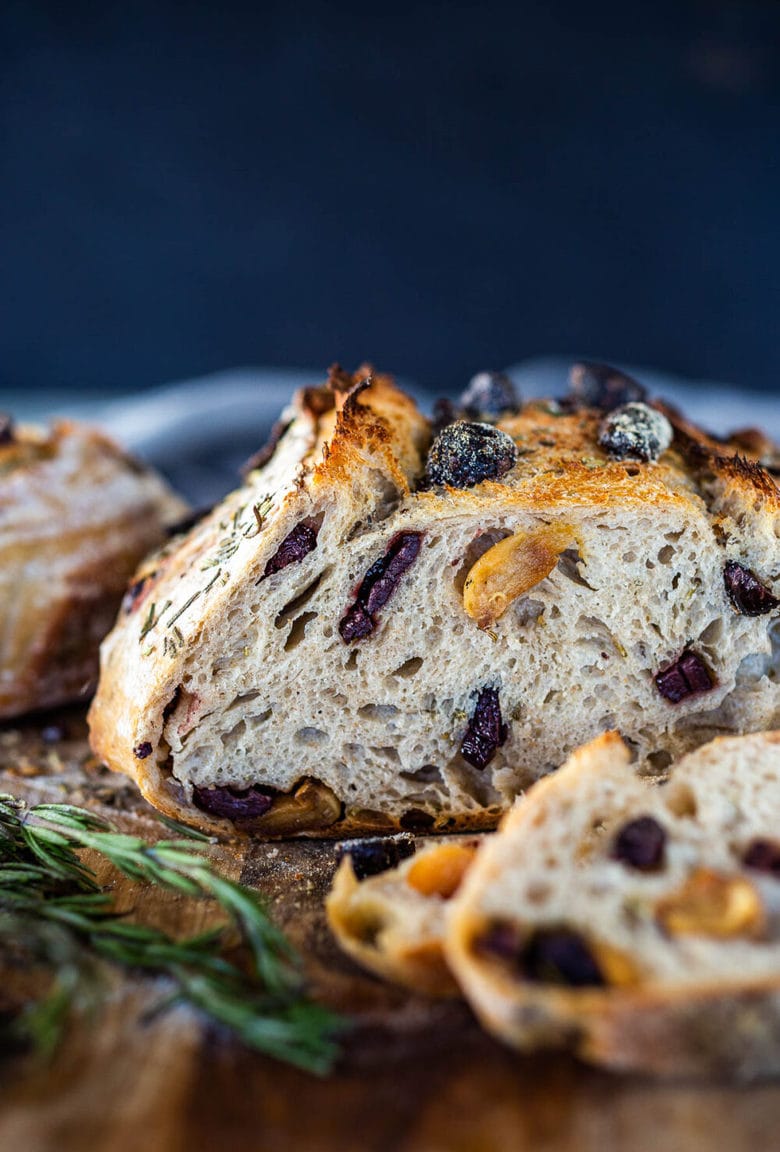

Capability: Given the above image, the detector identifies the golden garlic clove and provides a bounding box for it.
[253,777,343,835]
[406,842,478,899]
[463,524,576,628]
[655,868,765,939]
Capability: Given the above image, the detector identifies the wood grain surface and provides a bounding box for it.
[1,709,779,1152]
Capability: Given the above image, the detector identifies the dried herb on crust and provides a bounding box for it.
[339,532,422,642]
[724,561,780,617]
[460,687,508,770]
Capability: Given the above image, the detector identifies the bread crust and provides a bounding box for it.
[0,419,185,719]
[87,367,780,838]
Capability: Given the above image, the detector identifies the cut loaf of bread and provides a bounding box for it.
[88,364,780,837]
[447,730,780,1077]
[0,417,185,719]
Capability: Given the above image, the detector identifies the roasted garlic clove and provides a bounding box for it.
[406,842,478,899]
[253,777,343,834]
[655,868,765,939]
[463,525,575,628]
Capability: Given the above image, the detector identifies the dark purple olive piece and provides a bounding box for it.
[399,808,436,832]
[655,650,714,704]
[262,521,319,578]
[133,741,153,760]
[724,561,780,617]
[598,403,673,463]
[0,413,14,445]
[431,397,461,434]
[459,372,520,420]
[192,783,275,822]
[475,920,522,961]
[460,687,508,770]
[339,532,422,642]
[426,422,518,489]
[611,815,667,871]
[743,839,780,876]
[568,362,646,410]
[338,834,417,880]
[41,723,65,744]
[522,929,605,987]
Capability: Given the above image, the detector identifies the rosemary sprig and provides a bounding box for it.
[0,796,343,1073]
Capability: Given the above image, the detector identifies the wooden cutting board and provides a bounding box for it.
[0,710,779,1152]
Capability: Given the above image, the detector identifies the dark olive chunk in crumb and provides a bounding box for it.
[598,403,672,463]
[655,650,714,704]
[338,834,417,880]
[611,815,667,871]
[192,783,275,822]
[133,741,153,760]
[724,561,780,617]
[459,372,520,420]
[568,362,646,410]
[426,422,518,489]
[339,532,422,643]
[743,839,780,876]
[460,687,508,770]
[262,521,319,578]
[521,928,606,987]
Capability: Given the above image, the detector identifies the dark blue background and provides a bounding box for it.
[2,1,779,395]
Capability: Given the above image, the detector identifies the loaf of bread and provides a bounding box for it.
[447,730,780,1078]
[88,363,780,837]
[0,415,185,718]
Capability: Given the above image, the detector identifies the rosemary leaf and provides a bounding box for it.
[0,795,343,1073]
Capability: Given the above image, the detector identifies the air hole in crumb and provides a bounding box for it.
[295,727,328,746]
[357,703,400,720]
[393,656,424,678]
[401,764,444,785]
[658,545,675,565]
[647,749,673,772]
[664,782,698,819]
[225,690,260,713]
[515,598,545,627]
[453,528,512,595]
[525,882,551,905]
[345,650,359,672]
[220,718,247,750]
[284,610,318,651]
[557,548,595,590]
[274,571,327,628]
